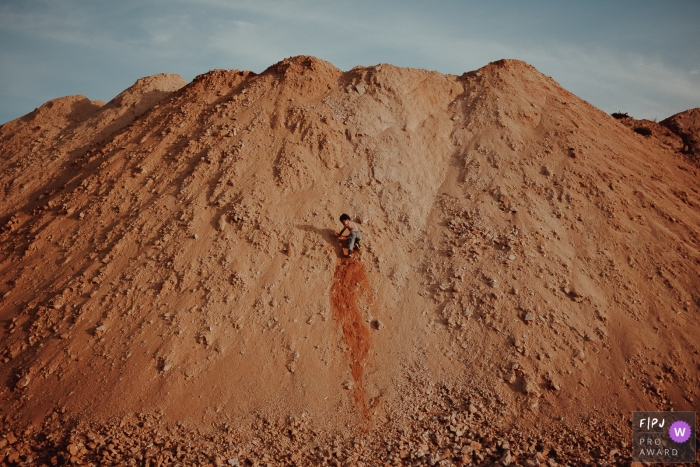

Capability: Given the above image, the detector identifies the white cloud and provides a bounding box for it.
[1,0,698,123]
[516,46,700,118]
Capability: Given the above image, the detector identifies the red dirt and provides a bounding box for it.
[330,258,372,415]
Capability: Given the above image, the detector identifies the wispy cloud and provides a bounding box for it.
[517,46,700,118]
[0,2,107,48]
[1,0,698,123]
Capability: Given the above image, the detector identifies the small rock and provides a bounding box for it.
[355,84,366,95]
[372,319,383,330]
[524,313,535,322]
[6,432,17,444]
[507,254,516,261]
[67,443,79,456]
[468,404,478,414]
[16,375,30,389]
[227,458,240,466]
[218,215,228,232]
[500,450,513,466]
[524,380,540,395]
[193,234,199,240]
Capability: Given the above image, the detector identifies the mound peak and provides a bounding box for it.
[104,73,186,111]
[263,55,340,75]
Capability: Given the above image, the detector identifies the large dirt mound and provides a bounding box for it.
[0,56,698,465]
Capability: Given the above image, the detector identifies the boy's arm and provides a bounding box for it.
[337,227,348,236]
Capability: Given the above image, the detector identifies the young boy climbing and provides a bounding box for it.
[336,214,362,257]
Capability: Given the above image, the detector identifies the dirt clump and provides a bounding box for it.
[662,107,700,163]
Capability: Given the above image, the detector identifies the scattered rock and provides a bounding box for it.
[218,214,228,231]
[16,375,31,389]
[500,450,513,466]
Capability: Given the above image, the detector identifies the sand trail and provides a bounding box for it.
[329,258,372,415]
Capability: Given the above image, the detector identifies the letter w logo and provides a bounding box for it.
[674,427,686,437]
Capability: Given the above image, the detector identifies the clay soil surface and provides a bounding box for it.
[0,57,699,466]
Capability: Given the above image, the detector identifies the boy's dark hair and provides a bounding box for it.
[339,214,350,222]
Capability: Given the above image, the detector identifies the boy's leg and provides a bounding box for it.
[348,231,358,254]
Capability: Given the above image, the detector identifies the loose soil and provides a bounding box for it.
[0,56,698,466]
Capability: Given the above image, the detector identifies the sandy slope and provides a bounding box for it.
[0,56,698,465]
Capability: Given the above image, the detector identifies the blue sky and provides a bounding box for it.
[1,0,699,124]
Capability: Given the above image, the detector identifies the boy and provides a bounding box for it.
[336,214,361,257]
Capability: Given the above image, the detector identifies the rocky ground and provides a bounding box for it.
[0,56,698,465]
